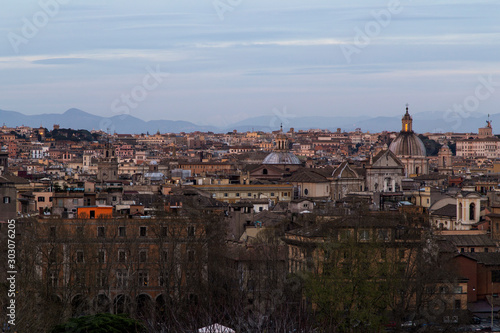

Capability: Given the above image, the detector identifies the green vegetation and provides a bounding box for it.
[418,134,441,156]
[50,313,146,333]
[46,128,98,142]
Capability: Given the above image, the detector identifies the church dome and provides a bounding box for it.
[263,126,301,165]
[263,152,301,165]
[389,133,426,157]
[389,106,426,157]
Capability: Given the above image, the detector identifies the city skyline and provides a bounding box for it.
[1,0,499,128]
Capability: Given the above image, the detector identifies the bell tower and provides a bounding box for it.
[402,104,413,133]
[275,124,288,151]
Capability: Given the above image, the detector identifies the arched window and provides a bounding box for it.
[262,168,268,175]
[304,189,309,196]
[469,203,475,221]
[458,203,462,220]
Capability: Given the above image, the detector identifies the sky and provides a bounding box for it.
[1,0,499,128]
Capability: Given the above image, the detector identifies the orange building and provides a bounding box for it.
[77,206,113,219]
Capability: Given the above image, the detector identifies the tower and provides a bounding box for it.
[97,143,118,183]
[438,145,453,175]
[402,104,412,133]
[275,124,289,151]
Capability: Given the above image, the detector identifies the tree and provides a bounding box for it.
[299,209,463,332]
[50,313,145,333]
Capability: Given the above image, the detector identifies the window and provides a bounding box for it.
[118,226,126,237]
[492,270,500,283]
[224,193,228,197]
[469,203,475,220]
[454,300,461,310]
[186,270,196,282]
[139,250,147,263]
[97,271,108,287]
[470,248,475,253]
[97,226,105,238]
[49,271,58,287]
[399,249,405,260]
[161,226,168,237]
[304,189,309,195]
[262,168,268,175]
[284,192,288,197]
[138,271,148,286]
[187,250,195,262]
[270,192,275,197]
[112,196,117,201]
[49,250,57,264]
[116,270,128,288]
[485,248,489,252]
[162,250,168,262]
[359,229,370,241]
[139,226,147,237]
[90,210,95,219]
[236,193,240,197]
[3,196,10,204]
[377,229,389,241]
[460,248,465,253]
[76,250,84,263]
[49,226,56,238]
[187,226,195,237]
[98,250,106,263]
[340,230,351,240]
[248,193,251,197]
[159,272,168,287]
[38,196,45,202]
[118,250,127,263]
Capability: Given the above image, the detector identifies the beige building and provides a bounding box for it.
[192,184,293,204]
[366,149,404,193]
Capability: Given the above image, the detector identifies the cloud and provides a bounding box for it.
[32,58,89,65]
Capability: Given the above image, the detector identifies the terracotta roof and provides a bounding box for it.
[441,234,497,247]
[460,252,500,266]
[283,169,329,183]
[432,204,457,218]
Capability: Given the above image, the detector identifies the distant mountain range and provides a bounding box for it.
[0,108,217,134]
[0,108,494,134]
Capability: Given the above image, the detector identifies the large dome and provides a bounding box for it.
[262,152,301,165]
[389,105,426,157]
[389,132,426,157]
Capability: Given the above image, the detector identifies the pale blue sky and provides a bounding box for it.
[1,0,499,127]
